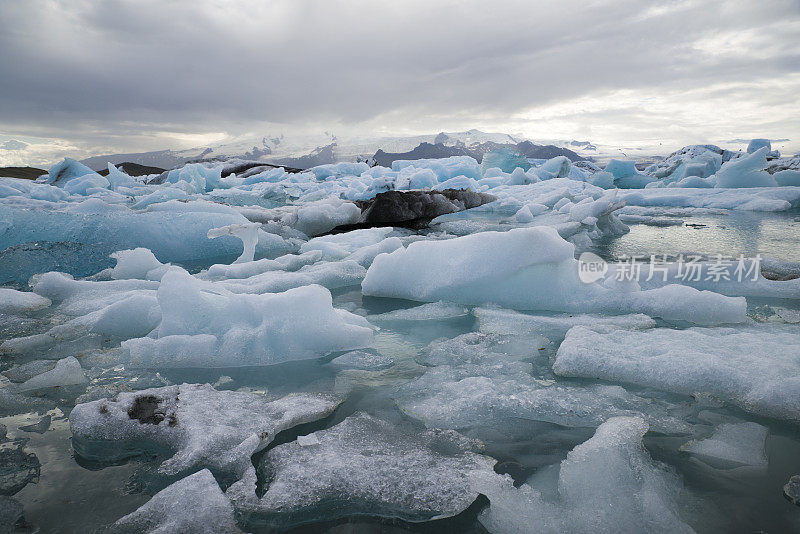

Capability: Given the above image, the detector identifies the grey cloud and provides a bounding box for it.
[0,0,798,160]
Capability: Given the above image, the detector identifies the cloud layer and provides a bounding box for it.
[1,0,798,165]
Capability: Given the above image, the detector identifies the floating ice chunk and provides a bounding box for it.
[586,170,615,189]
[16,356,86,392]
[398,332,688,434]
[109,248,169,281]
[672,175,715,188]
[2,292,160,356]
[619,186,800,211]
[481,148,531,174]
[747,139,771,154]
[43,157,98,186]
[123,271,372,367]
[248,412,495,526]
[326,350,395,371]
[105,163,138,190]
[681,422,768,470]
[0,200,289,273]
[19,415,51,434]
[714,147,778,188]
[165,163,224,193]
[362,227,746,325]
[0,288,50,314]
[300,228,394,261]
[398,364,689,434]
[109,469,241,533]
[605,159,638,179]
[206,250,322,280]
[611,258,800,299]
[131,188,189,209]
[475,306,655,340]
[70,383,341,477]
[0,390,53,417]
[63,173,111,195]
[309,161,369,180]
[392,156,482,182]
[433,175,483,191]
[290,199,362,236]
[3,360,56,383]
[474,416,693,534]
[397,167,439,189]
[554,324,800,422]
[535,156,571,180]
[207,223,262,263]
[214,259,366,296]
[369,301,469,322]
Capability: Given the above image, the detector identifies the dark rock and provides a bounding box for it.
[332,189,496,232]
[97,162,166,177]
[127,395,165,425]
[514,140,584,161]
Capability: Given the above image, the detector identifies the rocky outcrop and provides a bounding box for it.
[332,189,496,232]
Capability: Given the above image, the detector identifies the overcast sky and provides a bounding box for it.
[1,0,798,166]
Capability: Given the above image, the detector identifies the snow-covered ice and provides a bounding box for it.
[554,324,800,422]
[246,412,496,526]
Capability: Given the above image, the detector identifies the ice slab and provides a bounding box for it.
[475,306,655,340]
[473,416,694,534]
[369,301,469,322]
[681,422,768,470]
[248,412,495,526]
[16,356,86,392]
[362,226,746,325]
[619,186,800,212]
[397,332,690,434]
[555,324,800,422]
[70,383,341,477]
[109,469,241,533]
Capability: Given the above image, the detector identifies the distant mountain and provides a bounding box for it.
[76,130,587,172]
[373,140,584,167]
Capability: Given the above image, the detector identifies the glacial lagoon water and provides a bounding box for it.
[2,210,799,533]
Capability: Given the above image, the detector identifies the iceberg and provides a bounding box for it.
[473,416,694,534]
[123,271,373,367]
[714,147,778,188]
[362,226,746,325]
[681,422,768,470]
